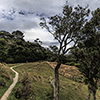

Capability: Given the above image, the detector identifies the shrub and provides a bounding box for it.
[14,72,35,100]
[0,78,6,87]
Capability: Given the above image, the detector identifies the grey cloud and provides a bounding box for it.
[0,0,100,46]
[1,0,66,15]
[0,0,66,32]
[0,15,39,32]
[42,41,59,47]
[18,11,34,16]
[68,0,100,10]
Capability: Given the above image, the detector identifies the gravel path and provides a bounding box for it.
[0,64,23,100]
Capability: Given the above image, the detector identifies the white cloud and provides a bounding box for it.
[24,28,54,41]
[0,0,100,48]
[24,28,58,47]
[0,0,66,16]
[0,0,67,47]
[68,0,100,10]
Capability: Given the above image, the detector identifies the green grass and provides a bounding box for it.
[0,79,12,98]
[5,62,100,100]
[0,63,15,98]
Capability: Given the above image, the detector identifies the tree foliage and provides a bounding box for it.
[0,30,53,63]
[40,2,90,100]
[40,4,90,56]
[72,8,100,100]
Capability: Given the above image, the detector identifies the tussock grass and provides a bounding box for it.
[0,63,14,98]
[47,62,82,82]
[8,62,100,100]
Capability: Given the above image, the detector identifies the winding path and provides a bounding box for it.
[0,64,23,100]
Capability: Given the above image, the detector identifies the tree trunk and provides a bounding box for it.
[54,61,61,100]
[92,90,96,100]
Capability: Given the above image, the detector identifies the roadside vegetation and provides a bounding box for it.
[0,63,14,98]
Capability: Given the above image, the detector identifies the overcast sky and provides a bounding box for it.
[0,0,100,47]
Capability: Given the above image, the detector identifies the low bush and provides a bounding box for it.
[14,72,35,100]
[0,78,6,87]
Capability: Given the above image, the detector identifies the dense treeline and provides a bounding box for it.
[0,30,53,63]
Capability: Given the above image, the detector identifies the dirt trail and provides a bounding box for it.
[0,64,23,100]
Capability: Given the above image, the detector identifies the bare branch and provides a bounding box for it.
[40,18,62,43]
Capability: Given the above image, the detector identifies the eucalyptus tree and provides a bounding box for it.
[40,2,90,100]
[72,8,100,100]
[73,33,100,100]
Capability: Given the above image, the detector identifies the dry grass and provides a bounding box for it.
[46,62,82,82]
[0,63,14,98]
[7,62,100,100]
[0,63,14,81]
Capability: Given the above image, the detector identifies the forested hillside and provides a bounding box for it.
[0,30,53,63]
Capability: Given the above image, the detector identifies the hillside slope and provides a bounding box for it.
[0,63,14,98]
[8,62,100,100]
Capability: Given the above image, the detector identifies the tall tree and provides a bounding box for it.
[73,33,100,100]
[72,8,100,100]
[40,2,90,100]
